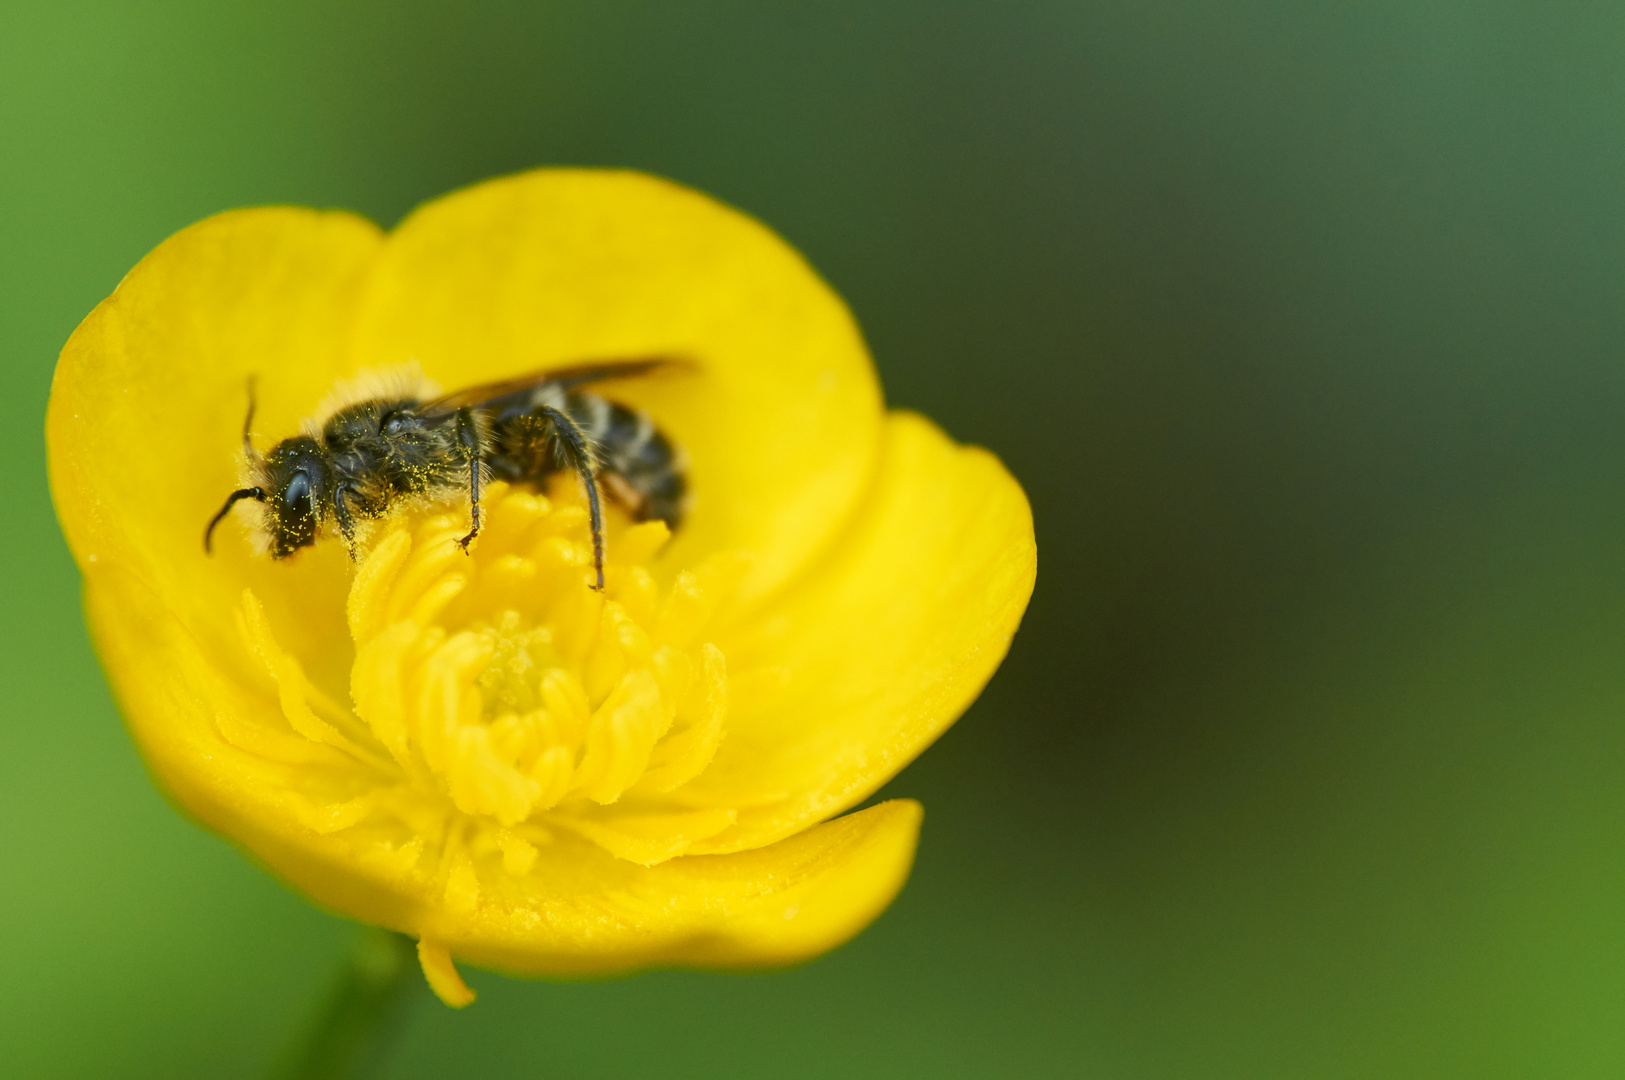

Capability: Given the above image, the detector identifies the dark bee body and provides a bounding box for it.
[206,361,686,588]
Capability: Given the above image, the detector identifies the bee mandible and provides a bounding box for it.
[204,360,687,590]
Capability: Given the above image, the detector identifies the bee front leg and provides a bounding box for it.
[455,406,484,552]
[334,486,360,560]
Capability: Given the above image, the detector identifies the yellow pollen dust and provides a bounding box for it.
[233,482,735,879]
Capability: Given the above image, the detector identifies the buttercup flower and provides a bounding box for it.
[46,170,1035,1006]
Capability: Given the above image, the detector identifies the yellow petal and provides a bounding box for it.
[449,800,923,976]
[349,169,884,607]
[82,564,386,864]
[48,205,379,698]
[683,411,1037,852]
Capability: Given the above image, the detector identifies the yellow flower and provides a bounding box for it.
[46,169,1035,1007]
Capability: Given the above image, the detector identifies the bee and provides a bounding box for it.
[204,360,687,590]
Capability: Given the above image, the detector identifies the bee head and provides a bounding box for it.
[257,437,330,558]
[204,434,333,558]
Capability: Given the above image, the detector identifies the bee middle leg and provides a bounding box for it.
[455,406,484,552]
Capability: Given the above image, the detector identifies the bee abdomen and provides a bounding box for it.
[484,389,687,528]
[567,391,687,528]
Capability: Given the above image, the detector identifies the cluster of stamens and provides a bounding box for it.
[231,483,738,891]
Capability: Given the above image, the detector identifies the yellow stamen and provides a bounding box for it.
[417,939,476,1008]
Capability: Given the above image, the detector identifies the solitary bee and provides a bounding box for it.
[204,360,687,590]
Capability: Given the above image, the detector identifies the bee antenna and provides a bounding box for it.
[241,376,259,458]
[204,487,266,554]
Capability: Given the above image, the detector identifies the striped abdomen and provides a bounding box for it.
[482,385,687,528]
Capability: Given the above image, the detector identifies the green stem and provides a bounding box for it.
[269,927,421,1080]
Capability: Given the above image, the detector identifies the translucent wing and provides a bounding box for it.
[420,357,682,416]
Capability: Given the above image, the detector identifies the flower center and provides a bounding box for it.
[232,481,738,882]
[346,484,732,830]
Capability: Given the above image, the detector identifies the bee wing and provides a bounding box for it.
[419,357,683,416]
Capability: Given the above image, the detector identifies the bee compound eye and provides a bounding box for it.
[284,471,312,510]
[383,414,408,435]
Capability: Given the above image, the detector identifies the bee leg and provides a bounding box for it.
[334,487,360,560]
[539,405,606,591]
[454,406,484,552]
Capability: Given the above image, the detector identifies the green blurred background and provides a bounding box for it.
[6,1,1625,1076]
